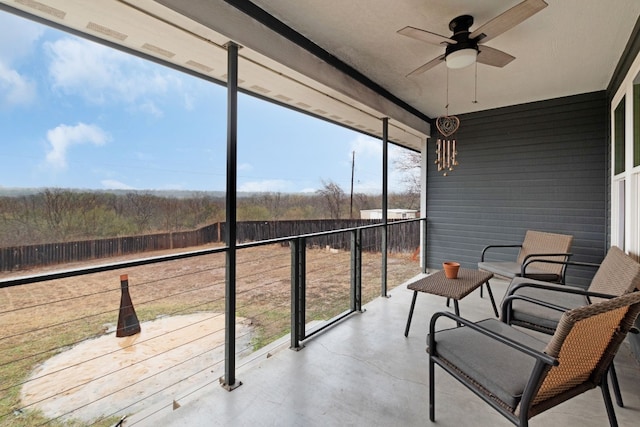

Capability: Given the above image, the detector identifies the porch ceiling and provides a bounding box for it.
[2,1,640,151]
[246,0,640,118]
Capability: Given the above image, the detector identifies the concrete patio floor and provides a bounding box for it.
[130,275,640,426]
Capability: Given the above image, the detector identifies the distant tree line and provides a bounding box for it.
[0,184,419,247]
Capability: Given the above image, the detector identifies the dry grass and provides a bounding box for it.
[0,243,420,426]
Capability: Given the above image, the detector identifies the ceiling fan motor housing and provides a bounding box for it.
[446,15,479,57]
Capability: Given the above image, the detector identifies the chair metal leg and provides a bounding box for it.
[601,373,619,427]
[404,291,418,337]
[519,411,528,427]
[484,282,499,317]
[609,363,624,407]
[453,300,462,327]
[429,358,435,422]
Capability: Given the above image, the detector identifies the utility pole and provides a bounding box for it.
[350,150,355,219]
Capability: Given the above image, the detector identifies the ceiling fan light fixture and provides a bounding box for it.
[445,48,478,69]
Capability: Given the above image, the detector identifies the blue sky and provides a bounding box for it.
[0,12,412,194]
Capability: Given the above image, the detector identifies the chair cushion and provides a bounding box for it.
[431,319,547,410]
[506,278,589,332]
[478,261,560,281]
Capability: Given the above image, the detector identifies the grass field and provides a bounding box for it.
[0,243,420,426]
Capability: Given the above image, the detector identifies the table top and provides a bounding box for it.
[407,268,493,300]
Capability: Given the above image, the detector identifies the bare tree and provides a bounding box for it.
[0,195,41,245]
[394,151,421,209]
[317,179,345,219]
[159,197,181,231]
[353,192,378,214]
[126,193,156,233]
[261,192,284,220]
[42,188,75,240]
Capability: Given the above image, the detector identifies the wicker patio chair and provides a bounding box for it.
[428,291,640,427]
[479,230,574,282]
[477,230,573,316]
[501,245,640,407]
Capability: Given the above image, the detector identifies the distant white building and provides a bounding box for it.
[360,209,419,220]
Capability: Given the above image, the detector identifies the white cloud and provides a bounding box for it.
[46,123,109,169]
[44,37,183,113]
[349,134,405,163]
[239,179,292,192]
[0,61,36,107]
[0,14,44,63]
[0,14,42,109]
[349,134,381,158]
[101,179,134,190]
[135,100,163,118]
[183,92,195,110]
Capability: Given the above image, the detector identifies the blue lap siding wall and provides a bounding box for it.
[426,91,608,288]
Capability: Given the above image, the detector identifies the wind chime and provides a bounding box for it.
[435,68,460,176]
[434,63,481,176]
[435,118,459,176]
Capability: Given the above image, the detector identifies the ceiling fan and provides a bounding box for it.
[398,0,548,76]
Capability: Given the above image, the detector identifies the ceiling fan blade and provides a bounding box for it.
[397,26,455,46]
[470,0,548,43]
[477,45,515,67]
[406,55,445,77]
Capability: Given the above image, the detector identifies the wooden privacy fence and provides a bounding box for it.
[0,220,419,272]
[234,219,419,253]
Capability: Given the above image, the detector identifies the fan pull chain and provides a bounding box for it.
[445,67,449,114]
[473,61,478,104]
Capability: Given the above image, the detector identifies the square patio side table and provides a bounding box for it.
[404,268,496,336]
